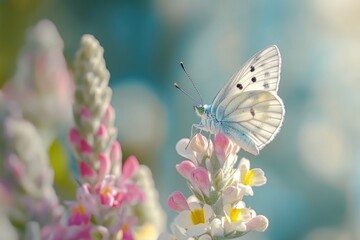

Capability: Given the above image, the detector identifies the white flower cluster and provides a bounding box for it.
[159,133,268,240]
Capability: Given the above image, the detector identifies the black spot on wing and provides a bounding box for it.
[250,108,255,117]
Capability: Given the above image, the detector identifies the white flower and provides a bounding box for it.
[245,215,269,232]
[176,134,213,166]
[198,234,212,240]
[222,185,244,206]
[210,218,224,237]
[235,158,267,196]
[223,202,251,234]
[174,202,214,238]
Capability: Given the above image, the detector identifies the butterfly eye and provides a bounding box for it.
[195,105,205,116]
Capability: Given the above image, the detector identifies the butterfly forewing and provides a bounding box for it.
[211,45,281,113]
[216,91,284,155]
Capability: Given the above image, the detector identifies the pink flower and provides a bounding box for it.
[95,175,125,208]
[5,154,24,181]
[79,139,92,155]
[214,133,229,159]
[101,105,114,125]
[214,133,239,166]
[79,161,96,181]
[67,185,95,226]
[245,215,269,232]
[191,167,210,196]
[98,153,110,180]
[121,224,135,240]
[68,203,90,226]
[189,134,212,164]
[110,141,122,164]
[69,128,81,145]
[121,155,139,180]
[175,134,212,165]
[122,182,145,205]
[167,191,190,213]
[97,124,108,141]
[42,222,92,240]
[80,107,92,120]
[176,160,196,180]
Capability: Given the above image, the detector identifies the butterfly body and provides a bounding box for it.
[193,45,285,155]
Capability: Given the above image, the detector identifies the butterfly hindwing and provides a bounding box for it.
[211,45,281,113]
[216,90,284,155]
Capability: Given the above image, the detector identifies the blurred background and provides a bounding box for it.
[1,0,360,239]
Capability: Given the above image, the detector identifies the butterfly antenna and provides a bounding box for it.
[173,83,198,104]
[180,61,204,104]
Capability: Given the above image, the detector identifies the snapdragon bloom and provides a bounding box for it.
[160,133,269,239]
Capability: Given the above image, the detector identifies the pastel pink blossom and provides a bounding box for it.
[176,160,196,180]
[245,215,269,232]
[121,156,139,180]
[167,191,190,213]
[41,222,92,240]
[96,124,108,140]
[95,175,125,207]
[68,203,90,226]
[122,182,145,205]
[121,226,135,240]
[80,107,91,119]
[79,161,96,180]
[68,186,95,226]
[214,133,229,159]
[117,216,137,240]
[5,154,23,180]
[79,139,92,155]
[110,141,122,163]
[69,128,81,145]
[191,167,210,195]
[214,133,239,165]
[189,134,212,163]
[98,154,110,180]
[101,105,114,125]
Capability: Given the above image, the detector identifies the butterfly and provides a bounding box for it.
[192,45,284,155]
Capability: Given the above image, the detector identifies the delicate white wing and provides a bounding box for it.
[211,45,281,112]
[217,90,284,155]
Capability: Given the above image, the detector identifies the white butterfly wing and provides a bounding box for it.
[216,90,284,155]
[211,45,281,112]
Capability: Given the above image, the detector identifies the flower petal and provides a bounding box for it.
[122,155,139,180]
[176,138,197,163]
[246,215,269,232]
[176,160,196,180]
[168,191,190,212]
[190,167,210,195]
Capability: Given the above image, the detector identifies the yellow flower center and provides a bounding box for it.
[117,224,129,239]
[230,208,243,222]
[102,187,111,196]
[191,209,205,225]
[122,224,129,231]
[244,169,255,186]
[71,204,85,215]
